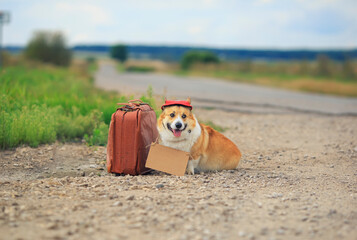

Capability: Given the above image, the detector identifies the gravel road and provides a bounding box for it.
[1,109,356,240]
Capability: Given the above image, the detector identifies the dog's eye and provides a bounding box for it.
[182,114,186,119]
[170,113,175,118]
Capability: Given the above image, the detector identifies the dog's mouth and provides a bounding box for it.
[167,123,187,137]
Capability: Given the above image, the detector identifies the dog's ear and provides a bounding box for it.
[186,97,191,104]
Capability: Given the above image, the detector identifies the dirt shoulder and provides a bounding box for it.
[0,109,356,240]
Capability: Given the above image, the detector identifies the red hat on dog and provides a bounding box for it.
[161,99,193,110]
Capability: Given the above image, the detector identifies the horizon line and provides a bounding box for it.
[4,44,357,51]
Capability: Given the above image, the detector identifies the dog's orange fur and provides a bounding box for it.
[190,123,242,171]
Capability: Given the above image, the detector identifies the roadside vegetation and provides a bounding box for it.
[117,60,165,73]
[180,51,219,70]
[126,65,155,72]
[0,58,157,149]
[0,32,156,149]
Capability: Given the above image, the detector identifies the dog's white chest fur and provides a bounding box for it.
[159,118,201,153]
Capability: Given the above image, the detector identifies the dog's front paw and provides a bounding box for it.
[186,165,195,175]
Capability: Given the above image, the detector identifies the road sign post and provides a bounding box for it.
[0,11,10,69]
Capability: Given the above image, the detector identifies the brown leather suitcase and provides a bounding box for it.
[106,99,158,175]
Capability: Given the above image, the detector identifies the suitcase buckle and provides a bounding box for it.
[121,105,135,112]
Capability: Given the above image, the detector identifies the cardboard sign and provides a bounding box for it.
[145,143,190,176]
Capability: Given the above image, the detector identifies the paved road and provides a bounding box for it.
[95,62,357,115]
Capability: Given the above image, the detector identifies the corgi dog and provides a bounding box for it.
[157,98,242,175]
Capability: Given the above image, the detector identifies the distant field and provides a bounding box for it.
[176,69,357,97]
[119,60,357,97]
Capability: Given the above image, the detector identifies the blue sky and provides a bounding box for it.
[1,0,356,49]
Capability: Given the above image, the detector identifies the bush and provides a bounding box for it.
[86,56,96,64]
[126,66,155,72]
[24,31,72,66]
[84,122,109,146]
[316,54,333,77]
[1,51,17,67]
[342,56,356,80]
[181,51,219,70]
[110,44,127,62]
[240,59,253,73]
[0,101,57,148]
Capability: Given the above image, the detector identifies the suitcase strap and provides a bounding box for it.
[120,110,139,175]
[117,99,152,112]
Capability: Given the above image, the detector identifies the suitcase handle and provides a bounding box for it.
[128,99,143,104]
[117,99,143,107]
[117,99,150,112]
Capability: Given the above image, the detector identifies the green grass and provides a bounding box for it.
[88,61,98,73]
[126,65,155,73]
[0,64,156,149]
[84,122,108,146]
[117,63,125,72]
[201,120,227,133]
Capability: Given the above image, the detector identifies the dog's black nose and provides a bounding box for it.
[175,122,182,129]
